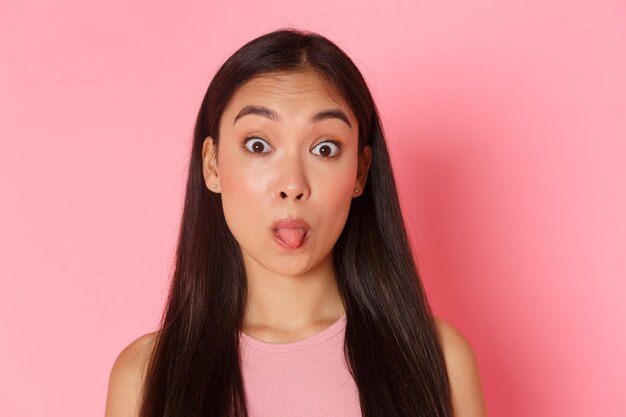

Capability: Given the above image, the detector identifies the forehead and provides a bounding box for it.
[223,70,354,119]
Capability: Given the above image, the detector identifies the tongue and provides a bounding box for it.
[275,228,306,248]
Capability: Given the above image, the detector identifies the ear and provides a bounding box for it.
[353,145,372,197]
[202,136,220,193]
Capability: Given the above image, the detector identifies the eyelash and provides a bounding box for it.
[241,135,343,158]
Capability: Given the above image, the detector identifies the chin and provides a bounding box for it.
[266,259,315,277]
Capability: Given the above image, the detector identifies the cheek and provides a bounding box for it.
[218,141,262,195]
[217,150,264,236]
[315,163,357,227]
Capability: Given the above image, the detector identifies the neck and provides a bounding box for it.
[241,250,345,331]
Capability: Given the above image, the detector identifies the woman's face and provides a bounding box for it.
[202,70,371,277]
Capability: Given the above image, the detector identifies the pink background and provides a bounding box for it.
[1,1,624,416]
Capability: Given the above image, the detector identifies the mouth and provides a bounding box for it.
[272,227,308,249]
[270,216,310,250]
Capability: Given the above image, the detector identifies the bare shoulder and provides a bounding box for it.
[104,331,159,417]
[433,317,487,417]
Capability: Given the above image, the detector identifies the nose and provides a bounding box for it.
[276,155,310,201]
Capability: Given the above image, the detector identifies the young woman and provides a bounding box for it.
[105,28,486,417]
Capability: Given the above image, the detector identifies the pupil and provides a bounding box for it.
[253,142,263,152]
[320,145,329,156]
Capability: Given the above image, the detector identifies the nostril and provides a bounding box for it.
[279,191,305,199]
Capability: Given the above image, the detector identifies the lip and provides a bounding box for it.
[270,216,310,231]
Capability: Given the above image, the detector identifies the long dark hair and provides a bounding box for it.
[140,28,452,417]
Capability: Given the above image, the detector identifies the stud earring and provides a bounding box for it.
[354,188,358,193]
[213,184,218,189]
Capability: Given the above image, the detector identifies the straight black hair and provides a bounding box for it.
[140,28,453,417]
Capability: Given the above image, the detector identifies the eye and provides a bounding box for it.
[312,140,342,158]
[243,136,271,154]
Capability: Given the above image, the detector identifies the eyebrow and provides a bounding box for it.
[233,105,352,128]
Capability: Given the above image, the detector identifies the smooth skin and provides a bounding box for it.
[207,70,363,334]
[105,71,487,417]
